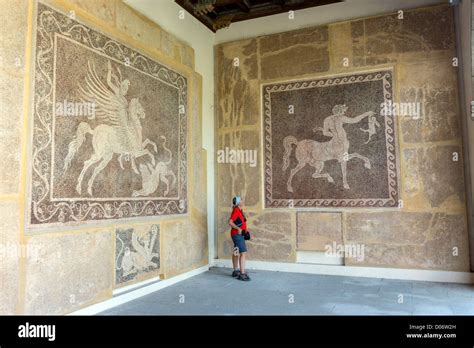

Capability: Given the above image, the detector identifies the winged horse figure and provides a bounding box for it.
[64,60,157,196]
[282,104,375,192]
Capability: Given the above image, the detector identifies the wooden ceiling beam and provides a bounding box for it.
[221,0,341,23]
[235,0,251,13]
[175,0,217,32]
[175,0,342,32]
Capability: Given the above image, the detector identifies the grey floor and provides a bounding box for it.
[99,267,474,315]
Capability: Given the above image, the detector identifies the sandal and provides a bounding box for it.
[232,270,241,278]
[238,273,250,281]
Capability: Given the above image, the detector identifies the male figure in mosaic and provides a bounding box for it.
[283,104,375,191]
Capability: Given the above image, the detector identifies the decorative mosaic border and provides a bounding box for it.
[28,3,188,226]
[263,70,399,208]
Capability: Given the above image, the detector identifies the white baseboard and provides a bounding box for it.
[113,275,161,296]
[296,251,344,265]
[69,265,210,315]
[212,259,474,284]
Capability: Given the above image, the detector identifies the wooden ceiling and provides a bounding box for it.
[175,0,343,32]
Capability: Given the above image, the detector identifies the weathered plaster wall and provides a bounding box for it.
[215,4,470,272]
[0,0,207,314]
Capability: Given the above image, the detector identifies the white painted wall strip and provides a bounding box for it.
[296,251,344,265]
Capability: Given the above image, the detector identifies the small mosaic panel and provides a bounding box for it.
[115,224,160,285]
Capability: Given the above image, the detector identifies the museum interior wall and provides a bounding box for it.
[0,0,208,314]
[1,0,472,316]
[215,4,471,272]
[455,0,474,270]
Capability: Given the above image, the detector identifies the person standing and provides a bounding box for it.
[229,196,250,281]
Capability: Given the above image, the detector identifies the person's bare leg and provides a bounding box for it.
[232,252,240,271]
[240,252,246,274]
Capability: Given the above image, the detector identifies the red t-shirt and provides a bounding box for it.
[230,207,247,237]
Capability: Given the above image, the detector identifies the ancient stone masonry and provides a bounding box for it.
[215,5,469,271]
[297,212,342,251]
[220,211,294,262]
[27,3,188,227]
[263,70,400,208]
[351,5,455,67]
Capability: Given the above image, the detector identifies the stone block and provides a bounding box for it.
[260,44,329,80]
[426,213,470,271]
[216,69,259,128]
[217,130,260,208]
[401,146,465,209]
[116,2,160,52]
[216,40,260,128]
[0,202,20,314]
[258,25,329,80]
[352,6,454,67]
[345,212,469,271]
[296,212,342,251]
[345,243,411,268]
[345,212,431,245]
[217,39,258,80]
[259,26,328,55]
[160,30,175,58]
[419,145,465,208]
[182,45,195,69]
[329,22,353,69]
[70,0,116,27]
[190,73,207,215]
[25,230,113,314]
[0,0,28,74]
[399,60,460,143]
[161,217,208,277]
[402,148,421,196]
[0,72,22,195]
[353,5,454,64]
[247,211,294,261]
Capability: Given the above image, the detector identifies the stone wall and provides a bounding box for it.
[215,4,470,272]
[0,0,207,314]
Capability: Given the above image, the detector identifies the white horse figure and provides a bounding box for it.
[63,61,157,196]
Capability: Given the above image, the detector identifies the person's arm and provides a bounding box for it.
[342,111,374,124]
[106,61,120,94]
[229,219,242,233]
